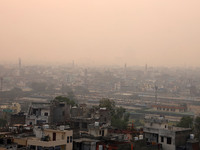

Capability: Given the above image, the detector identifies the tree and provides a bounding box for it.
[54,96,76,107]
[111,107,130,129]
[134,119,143,127]
[176,116,193,128]
[99,98,115,114]
[0,119,7,127]
[99,99,129,129]
[194,116,200,139]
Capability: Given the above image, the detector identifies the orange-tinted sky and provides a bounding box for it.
[1,0,200,66]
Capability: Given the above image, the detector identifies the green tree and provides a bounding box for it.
[134,119,143,127]
[194,116,200,139]
[0,119,7,127]
[54,96,76,106]
[176,116,193,128]
[99,98,115,114]
[111,107,130,129]
[99,99,129,129]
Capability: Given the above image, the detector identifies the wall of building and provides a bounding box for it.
[145,122,168,130]
[10,114,25,126]
[158,135,175,150]
[51,102,70,124]
[175,130,191,147]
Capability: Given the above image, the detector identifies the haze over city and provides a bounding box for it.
[2,1,200,149]
[1,0,200,67]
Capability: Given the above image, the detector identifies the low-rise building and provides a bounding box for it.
[14,127,73,150]
[152,104,187,113]
[88,122,109,137]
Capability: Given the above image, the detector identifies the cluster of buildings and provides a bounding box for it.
[0,98,198,150]
[0,63,200,149]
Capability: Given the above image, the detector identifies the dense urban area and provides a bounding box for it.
[0,61,200,150]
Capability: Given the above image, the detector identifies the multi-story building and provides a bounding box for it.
[144,116,192,150]
[26,100,71,126]
[26,102,51,125]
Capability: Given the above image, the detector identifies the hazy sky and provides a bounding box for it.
[1,0,200,66]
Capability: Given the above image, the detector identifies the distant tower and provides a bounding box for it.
[145,64,148,72]
[84,69,88,87]
[72,60,75,68]
[155,84,158,103]
[18,58,21,76]
[0,77,3,91]
[124,63,127,80]
[19,58,21,70]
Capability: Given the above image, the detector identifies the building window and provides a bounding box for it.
[167,137,172,144]
[165,125,167,128]
[53,132,56,141]
[44,112,48,116]
[161,136,164,142]
[62,111,65,116]
[104,117,107,122]
[67,136,69,143]
[102,130,104,136]
[70,136,72,143]
[99,130,101,135]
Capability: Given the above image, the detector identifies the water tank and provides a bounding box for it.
[60,125,65,131]
[95,122,99,126]
[134,137,138,141]
[190,134,194,139]
[43,124,49,129]
[139,135,143,140]
[99,145,103,150]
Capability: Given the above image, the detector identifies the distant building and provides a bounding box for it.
[152,104,187,113]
